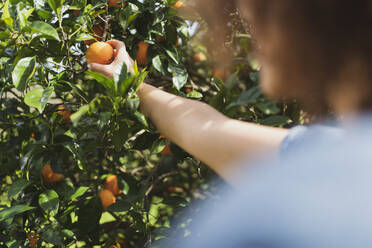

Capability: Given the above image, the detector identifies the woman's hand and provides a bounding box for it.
[88,40,135,78]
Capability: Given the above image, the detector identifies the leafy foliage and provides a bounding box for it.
[0,0,303,247]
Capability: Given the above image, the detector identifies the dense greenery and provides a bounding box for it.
[0,0,302,247]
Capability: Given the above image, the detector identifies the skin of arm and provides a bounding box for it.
[88,40,289,185]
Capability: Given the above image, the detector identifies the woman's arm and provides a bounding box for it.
[89,40,289,184]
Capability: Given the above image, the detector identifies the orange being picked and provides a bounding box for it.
[41,164,63,185]
[136,41,149,66]
[84,24,105,46]
[104,175,122,196]
[86,41,115,65]
[57,105,71,123]
[99,189,116,209]
[109,0,126,7]
[172,1,186,8]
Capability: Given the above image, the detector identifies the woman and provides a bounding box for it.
[89,0,372,246]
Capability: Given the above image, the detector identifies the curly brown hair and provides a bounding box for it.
[200,0,372,114]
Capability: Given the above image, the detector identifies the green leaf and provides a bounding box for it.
[186,91,203,99]
[0,30,11,40]
[64,142,87,170]
[1,0,13,28]
[106,200,131,212]
[86,71,115,95]
[8,179,31,200]
[226,86,261,109]
[113,63,132,96]
[74,33,94,41]
[40,228,63,246]
[0,205,35,221]
[39,190,59,217]
[68,187,89,201]
[77,198,102,234]
[24,88,45,113]
[70,105,90,125]
[165,48,179,64]
[113,122,130,151]
[12,57,36,91]
[224,71,241,90]
[256,101,280,115]
[152,55,165,74]
[30,21,60,41]
[168,63,188,90]
[259,116,292,127]
[18,7,34,30]
[151,138,166,154]
[41,86,53,111]
[133,69,148,92]
[48,0,63,13]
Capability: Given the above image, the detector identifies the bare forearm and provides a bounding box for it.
[138,83,289,183]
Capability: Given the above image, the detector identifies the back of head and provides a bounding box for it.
[202,0,372,114]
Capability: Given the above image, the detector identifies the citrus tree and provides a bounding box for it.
[0,0,303,247]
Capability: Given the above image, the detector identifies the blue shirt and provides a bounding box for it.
[163,118,372,248]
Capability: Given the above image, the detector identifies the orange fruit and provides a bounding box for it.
[109,0,126,7]
[193,52,207,62]
[84,24,105,46]
[104,175,122,196]
[136,41,148,66]
[172,1,186,8]
[185,88,192,94]
[213,68,231,81]
[86,42,115,65]
[41,164,63,185]
[57,105,71,123]
[26,232,39,248]
[72,10,81,16]
[99,189,116,209]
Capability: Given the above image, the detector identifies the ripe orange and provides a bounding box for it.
[136,41,148,66]
[26,232,39,248]
[172,1,186,8]
[108,0,126,7]
[41,164,63,185]
[84,24,105,46]
[213,68,231,81]
[185,88,192,94]
[72,10,81,16]
[86,42,115,65]
[193,52,206,62]
[99,189,116,209]
[104,175,122,196]
[57,105,71,123]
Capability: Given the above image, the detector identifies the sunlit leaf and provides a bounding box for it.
[12,57,36,91]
